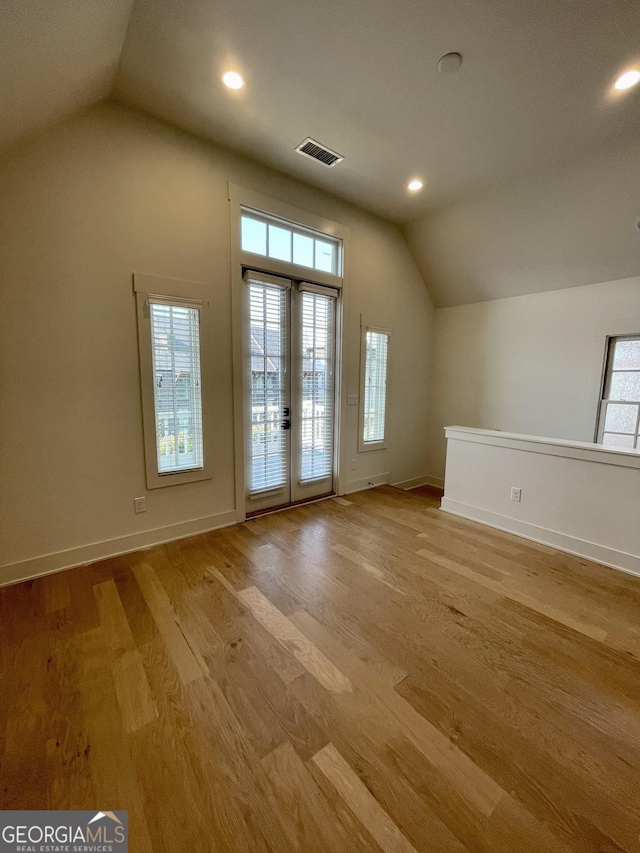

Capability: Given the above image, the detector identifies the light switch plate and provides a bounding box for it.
[347,394,358,406]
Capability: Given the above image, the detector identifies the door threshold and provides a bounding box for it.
[246,491,336,519]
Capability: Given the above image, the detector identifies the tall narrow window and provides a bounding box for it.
[134,273,212,489]
[299,287,336,481]
[149,301,204,473]
[597,335,640,449]
[360,327,390,450]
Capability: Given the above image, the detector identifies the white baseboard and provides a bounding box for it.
[344,472,389,495]
[0,509,237,589]
[393,474,444,491]
[440,497,640,578]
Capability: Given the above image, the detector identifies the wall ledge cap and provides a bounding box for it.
[444,426,640,469]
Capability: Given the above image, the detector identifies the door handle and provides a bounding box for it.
[281,419,291,430]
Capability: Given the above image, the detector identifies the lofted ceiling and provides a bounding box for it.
[0,0,134,149]
[2,0,640,224]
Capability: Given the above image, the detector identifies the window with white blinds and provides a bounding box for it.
[248,278,289,492]
[597,335,640,450]
[362,329,390,447]
[149,301,204,473]
[300,289,336,481]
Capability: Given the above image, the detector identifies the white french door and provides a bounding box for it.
[244,270,337,515]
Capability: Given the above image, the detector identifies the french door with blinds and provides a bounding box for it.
[245,270,337,514]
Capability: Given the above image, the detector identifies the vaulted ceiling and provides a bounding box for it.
[2,0,640,224]
[1,0,134,149]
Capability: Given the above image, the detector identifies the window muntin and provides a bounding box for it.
[362,330,389,446]
[240,208,341,276]
[149,301,204,473]
[597,336,640,450]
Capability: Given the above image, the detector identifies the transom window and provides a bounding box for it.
[597,335,640,450]
[241,207,341,276]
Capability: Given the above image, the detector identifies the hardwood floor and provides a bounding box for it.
[2,485,640,852]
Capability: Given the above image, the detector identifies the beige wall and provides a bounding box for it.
[427,276,640,481]
[0,103,434,578]
[405,135,640,308]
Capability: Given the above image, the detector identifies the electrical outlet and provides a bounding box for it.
[134,496,147,513]
[347,394,358,406]
[510,487,521,503]
[351,459,357,470]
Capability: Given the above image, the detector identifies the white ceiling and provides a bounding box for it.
[2,0,640,223]
[113,0,640,222]
[0,0,134,149]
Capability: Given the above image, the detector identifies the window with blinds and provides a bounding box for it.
[149,301,204,473]
[597,335,640,450]
[300,289,336,481]
[248,279,289,492]
[362,329,389,446]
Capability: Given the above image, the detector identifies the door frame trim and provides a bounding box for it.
[229,183,349,522]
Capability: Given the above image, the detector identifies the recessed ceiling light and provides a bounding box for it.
[408,179,423,192]
[614,69,640,90]
[438,52,463,74]
[222,71,245,90]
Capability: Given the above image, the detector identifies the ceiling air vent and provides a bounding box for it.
[295,137,343,168]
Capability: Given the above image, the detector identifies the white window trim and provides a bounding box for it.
[358,321,391,453]
[230,183,348,289]
[134,273,214,489]
[229,184,349,521]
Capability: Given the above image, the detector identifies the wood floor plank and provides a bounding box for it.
[0,620,48,808]
[40,571,71,614]
[332,542,407,595]
[416,547,609,642]
[312,742,418,853]
[132,562,207,684]
[262,741,378,853]
[42,612,94,809]
[238,585,353,694]
[93,579,158,733]
[75,628,154,853]
[208,569,354,694]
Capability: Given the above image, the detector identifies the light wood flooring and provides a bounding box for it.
[2,485,640,852]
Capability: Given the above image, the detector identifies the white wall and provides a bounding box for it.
[427,276,640,481]
[0,102,434,580]
[442,428,640,576]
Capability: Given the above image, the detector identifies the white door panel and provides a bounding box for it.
[244,271,337,515]
[291,287,336,503]
[245,274,291,514]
